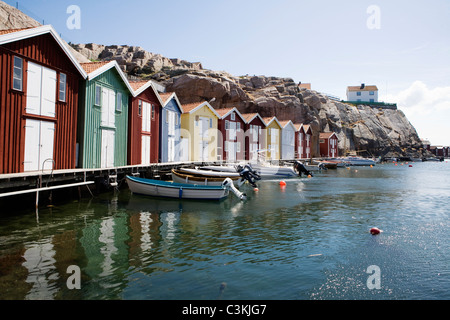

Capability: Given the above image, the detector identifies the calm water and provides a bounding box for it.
[0,162,449,300]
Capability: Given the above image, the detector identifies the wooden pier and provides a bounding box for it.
[0,161,218,209]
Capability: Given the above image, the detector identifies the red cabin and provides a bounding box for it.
[128,80,163,165]
[319,132,339,158]
[242,113,266,161]
[216,107,246,162]
[0,26,86,173]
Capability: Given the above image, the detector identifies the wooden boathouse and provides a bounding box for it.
[77,60,133,169]
[0,25,87,174]
[128,80,163,166]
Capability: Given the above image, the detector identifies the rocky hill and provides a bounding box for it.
[0,0,425,158]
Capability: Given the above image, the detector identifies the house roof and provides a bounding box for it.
[240,113,266,126]
[262,116,282,128]
[80,61,110,74]
[278,120,296,130]
[81,60,133,94]
[319,132,337,139]
[0,25,87,78]
[303,124,312,134]
[214,107,246,122]
[181,101,220,118]
[128,79,164,105]
[158,92,184,113]
[347,85,378,92]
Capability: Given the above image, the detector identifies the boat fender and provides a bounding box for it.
[370,227,382,235]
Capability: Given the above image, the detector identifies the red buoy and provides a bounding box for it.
[279,181,286,186]
[370,227,382,235]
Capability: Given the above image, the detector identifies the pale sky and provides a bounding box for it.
[7,0,450,145]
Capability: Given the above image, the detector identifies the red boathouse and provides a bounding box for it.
[0,26,86,174]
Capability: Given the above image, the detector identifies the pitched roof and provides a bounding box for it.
[319,132,337,139]
[0,27,33,35]
[181,101,220,118]
[278,120,295,129]
[80,61,110,74]
[159,92,175,104]
[0,25,87,78]
[347,85,378,92]
[80,60,133,94]
[262,116,282,127]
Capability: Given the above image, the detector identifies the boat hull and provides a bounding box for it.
[126,176,229,200]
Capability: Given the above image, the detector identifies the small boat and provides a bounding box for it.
[201,162,303,179]
[177,167,241,178]
[126,175,230,200]
[171,169,245,187]
[313,160,339,169]
[328,157,376,166]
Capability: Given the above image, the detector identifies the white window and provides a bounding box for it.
[357,92,361,96]
[95,85,101,106]
[59,73,66,102]
[116,92,122,112]
[237,122,241,131]
[13,56,23,91]
[138,100,142,116]
[225,120,229,130]
[231,113,235,121]
[369,91,375,95]
[210,118,213,128]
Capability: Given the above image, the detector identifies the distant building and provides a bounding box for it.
[319,132,338,158]
[346,84,378,103]
[298,82,311,90]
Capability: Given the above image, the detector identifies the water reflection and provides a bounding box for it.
[0,163,448,300]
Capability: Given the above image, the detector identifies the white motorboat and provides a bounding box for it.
[171,169,245,187]
[328,157,376,166]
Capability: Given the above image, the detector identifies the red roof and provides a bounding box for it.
[80,61,110,74]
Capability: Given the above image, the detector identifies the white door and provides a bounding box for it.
[24,119,55,171]
[101,129,115,168]
[141,135,151,165]
[142,102,151,133]
[101,88,116,128]
[26,62,57,118]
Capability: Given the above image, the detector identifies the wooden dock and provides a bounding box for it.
[0,161,219,209]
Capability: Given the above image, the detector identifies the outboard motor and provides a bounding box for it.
[236,164,261,188]
[222,178,247,200]
[294,161,313,177]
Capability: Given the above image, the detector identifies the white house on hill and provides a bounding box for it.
[346,84,378,103]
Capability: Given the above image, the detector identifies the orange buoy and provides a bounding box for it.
[370,227,382,235]
[253,187,259,192]
[279,181,286,186]
[307,175,312,178]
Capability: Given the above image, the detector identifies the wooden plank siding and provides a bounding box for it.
[77,65,129,169]
[128,82,161,165]
[0,33,81,174]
